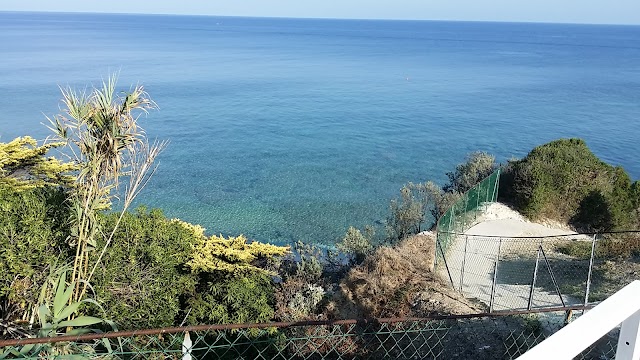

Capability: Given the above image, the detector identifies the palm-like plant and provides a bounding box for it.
[47,74,167,302]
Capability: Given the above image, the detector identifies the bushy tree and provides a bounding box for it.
[385,152,497,243]
[386,182,439,242]
[500,138,639,230]
[90,209,289,329]
[337,226,374,264]
[444,151,497,193]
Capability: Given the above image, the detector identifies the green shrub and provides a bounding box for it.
[0,186,71,322]
[182,229,287,325]
[500,138,639,230]
[386,182,440,242]
[187,273,275,325]
[444,151,497,193]
[336,226,374,264]
[274,241,342,322]
[595,233,640,259]
[0,136,75,191]
[89,208,198,330]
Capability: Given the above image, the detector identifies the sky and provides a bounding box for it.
[2,0,640,25]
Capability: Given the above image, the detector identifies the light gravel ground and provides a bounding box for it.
[439,203,585,311]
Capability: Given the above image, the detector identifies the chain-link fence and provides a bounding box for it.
[436,169,500,259]
[0,306,621,360]
[441,231,640,312]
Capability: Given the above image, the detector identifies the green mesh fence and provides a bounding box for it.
[0,307,618,360]
[436,169,500,258]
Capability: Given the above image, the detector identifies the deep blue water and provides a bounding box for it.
[1,12,639,244]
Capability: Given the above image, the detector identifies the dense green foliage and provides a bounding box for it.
[0,186,70,321]
[187,273,275,325]
[87,208,289,330]
[500,138,639,231]
[89,208,198,330]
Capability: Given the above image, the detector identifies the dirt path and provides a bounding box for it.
[438,203,585,311]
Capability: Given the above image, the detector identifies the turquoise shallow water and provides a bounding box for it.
[1,12,639,244]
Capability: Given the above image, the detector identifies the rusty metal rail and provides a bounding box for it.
[1,305,616,360]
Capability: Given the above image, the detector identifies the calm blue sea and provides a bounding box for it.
[1,12,639,244]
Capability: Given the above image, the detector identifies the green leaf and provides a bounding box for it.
[57,316,103,328]
[53,270,67,317]
[103,319,118,332]
[102,338,113,353]
[56,300,83,323]
[65,328,94,336]
[18,344,36,355]
[37,304,51,326]
[54,282,75,320]
[0,348,21,360]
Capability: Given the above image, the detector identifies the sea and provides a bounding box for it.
[1,12,639,245]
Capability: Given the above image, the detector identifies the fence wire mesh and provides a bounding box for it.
[436,169,500,258]
[0,307,620,360]
[440,231,640,312]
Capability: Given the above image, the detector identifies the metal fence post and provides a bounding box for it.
[584,234,597,306]
[528,245,542,310]
[489,238,502,313]
[491,169,500,202]
[490,261,498,313]
[461,198,467,232]
[460,235,469,292]
[436,236,456,289]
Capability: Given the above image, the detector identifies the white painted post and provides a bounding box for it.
[616,309,640,360]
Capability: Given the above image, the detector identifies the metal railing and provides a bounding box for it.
[436,169,500,258]
[0,306,622,359]
[439,230,640,312]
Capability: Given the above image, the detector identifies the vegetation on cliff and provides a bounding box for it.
[500,138,640,231]
[1,76,638,339]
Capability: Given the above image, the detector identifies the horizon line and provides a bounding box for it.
[2,9,640,27]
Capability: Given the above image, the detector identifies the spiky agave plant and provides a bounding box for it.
[47,74,167,302]
[0,269,116,359]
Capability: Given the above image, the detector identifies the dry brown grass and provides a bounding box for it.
[328,233,481,319]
